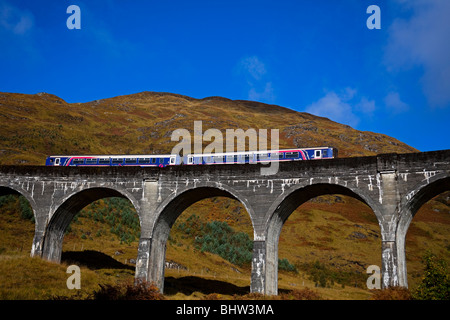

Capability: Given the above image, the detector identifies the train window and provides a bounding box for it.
[112,158,123,164]
[214,156,224,163]
[125,158,137,164]
[285,152,299,159]
[257,153,269,160]
[159,158,164,163]
[151,158,156,164]
[86,158,97,164]
[204,156,211,163]
[315,150,321,157]
[99,158,110,164]
[138,158,150,164]
[73,159,84,165]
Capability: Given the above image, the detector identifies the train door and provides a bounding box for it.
[315,150,322,159]
[170,156,176,165]
[54,158,61,166]
[187,155,193,165]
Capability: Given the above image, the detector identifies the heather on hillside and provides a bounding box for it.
[0,91,418,166]
[176,214,297,271]
[70,198,140,244]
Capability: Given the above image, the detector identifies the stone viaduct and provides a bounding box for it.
[0,149,449,295]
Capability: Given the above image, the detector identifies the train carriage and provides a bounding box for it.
[45,147,337,167]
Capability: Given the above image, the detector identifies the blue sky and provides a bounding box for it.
[1,0,449,152]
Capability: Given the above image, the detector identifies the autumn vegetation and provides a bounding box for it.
[0,91,448,300]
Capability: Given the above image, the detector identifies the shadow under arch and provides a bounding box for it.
[41,187,139,263]
[148,185,255,293]
[264,182,381,295]
[396,174,450,287]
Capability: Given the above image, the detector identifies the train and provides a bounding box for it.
[45,147,338,167]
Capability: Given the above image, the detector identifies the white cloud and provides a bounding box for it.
[236,55,275,103]
[248,82,275,102]
[305,90,360,127]
[384,91,409,114]
[0,1,34,35]
[385,0,450,107]
[239,56,267,81]
[356,97,376,116]
[304,88,377,127]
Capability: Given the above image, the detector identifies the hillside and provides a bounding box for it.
[0,91,448,300]
[0,91,417,165]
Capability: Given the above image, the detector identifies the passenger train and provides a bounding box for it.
[45,147,338,167]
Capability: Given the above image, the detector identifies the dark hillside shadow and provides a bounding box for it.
[62,250,134,271]
[164,276,292,296]
[164,276,250,296]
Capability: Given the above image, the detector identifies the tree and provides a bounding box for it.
[413,251,450,300]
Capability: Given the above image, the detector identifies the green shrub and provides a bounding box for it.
[279,258,298,273]
[176,215,296,269]
[0,195,34,222]
[73,197,140,244]
[412,251,450,300]
[195,220,253,267]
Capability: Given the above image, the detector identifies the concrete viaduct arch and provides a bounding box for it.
[396,173,450,288]
[139,182,255,292]
[41,186,141,263]
[262,182,382,295]
[0,149,448,295]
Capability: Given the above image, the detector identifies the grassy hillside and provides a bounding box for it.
[0,192,448,300]
[0,91,448,300]
[0,91,417,165]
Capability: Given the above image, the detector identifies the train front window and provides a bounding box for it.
[285,152,299,159]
